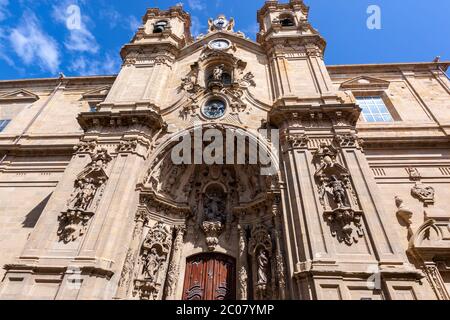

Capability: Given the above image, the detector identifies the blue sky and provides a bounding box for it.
[0,0,448,80]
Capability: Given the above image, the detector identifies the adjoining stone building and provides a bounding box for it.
[0,1,449,300]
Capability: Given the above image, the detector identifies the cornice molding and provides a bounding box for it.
[77,110,166,133]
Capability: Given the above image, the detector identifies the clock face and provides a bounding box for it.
[203,99,226,119]
[209,39,231,50]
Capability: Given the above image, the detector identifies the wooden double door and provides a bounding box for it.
[183,253,236,300]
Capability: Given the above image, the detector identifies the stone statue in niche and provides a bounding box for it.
[201,185,227,251]
[314,143,364,246]
[204,191,226,222]
[67,178,100,212]
[248,224,273,300]
[256,249,269,288]
[328,175,348,208]
[134,222,172,300]
[213,64,225,81]
[58,147,111,243]
[142,247,165,281]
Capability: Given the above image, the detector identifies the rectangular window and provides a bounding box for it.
[0,119,11,132]
[356,96,394,123]
[88,103,97,113]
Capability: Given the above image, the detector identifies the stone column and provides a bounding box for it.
[237,223,249,300]
[164,225,186,300]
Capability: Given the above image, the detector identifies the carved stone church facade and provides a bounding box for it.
[0,1,449,300]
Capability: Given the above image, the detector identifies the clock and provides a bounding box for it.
[209,39,231,50]
[202,99,226,119]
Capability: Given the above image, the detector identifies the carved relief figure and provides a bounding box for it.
[213,64,225,81]
[142,248,165,281]
[67,178,99,212]
[328,175,348,208]
[256,249,269,287]
[133,222,173,300]
[204,191,226,222]
[313,144,364,246]
[248,224,273,299]
[58,147,111,243]
[201,185,227,251]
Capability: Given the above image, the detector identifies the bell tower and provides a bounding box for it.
[133,5,193,48]
[257,0,338,104]
[260,1,420,301]
[101,5,193,109]
[257,0,310,41]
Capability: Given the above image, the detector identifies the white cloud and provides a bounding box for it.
[242,23,260,40]
[101,7,121,29]
[191,16,204,37]
[65,27,99,53]
[52,2,99,54]
[69,54,120,76]
[188,0,205,11]
[129,15,141,32]
[0,0,8,21]
[9,12,60,73]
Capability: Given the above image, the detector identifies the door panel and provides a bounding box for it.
[183,253,236,300]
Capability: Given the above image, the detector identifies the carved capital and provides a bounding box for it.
[284,132,309,150]
[333,133,360,149]
[117,139,138,153]
[74,141,97,154]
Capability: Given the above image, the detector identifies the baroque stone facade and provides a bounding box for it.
[0,1,449,300]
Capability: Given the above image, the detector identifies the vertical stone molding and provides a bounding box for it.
[272,198,287,299]
[237,223,249,300]
[423,264,450,300]
[164,225,186,300]
[116,210,148,299]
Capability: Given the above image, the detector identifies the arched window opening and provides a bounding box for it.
[279,14,295,27]
[153,20,168,34]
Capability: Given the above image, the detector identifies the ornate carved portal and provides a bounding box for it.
[183,253,236,300]
[119,127,288,300]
